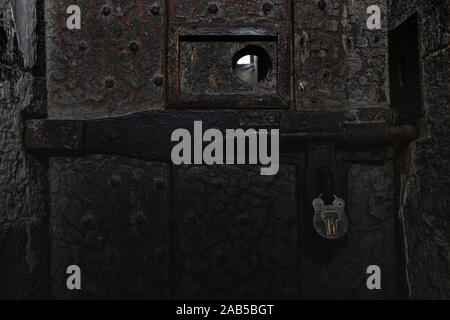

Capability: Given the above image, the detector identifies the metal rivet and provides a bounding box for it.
[102,6,112,17]
[208,3,218,15]
[136,214,146,225]
[318,0,326,10]
[81,215,92,226]
[152,74,163,86]
[262,2,273,15]
[151,6,160,16]
[105,78,115,89]
[129,41,139,52]
[110,174,121,186]
[78,42,88,52]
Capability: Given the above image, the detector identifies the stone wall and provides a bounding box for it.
[389,0,450,299]
[0,0,50,299]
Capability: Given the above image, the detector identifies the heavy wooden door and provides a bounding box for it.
[23,0,417,299]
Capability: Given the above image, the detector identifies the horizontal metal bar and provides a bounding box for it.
[23,110,418,161]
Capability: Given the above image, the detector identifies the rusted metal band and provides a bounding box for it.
[24,119,84,151]
[23,111,418,161]
[342,123,419,144]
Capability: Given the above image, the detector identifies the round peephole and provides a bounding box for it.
[232,46,271,85]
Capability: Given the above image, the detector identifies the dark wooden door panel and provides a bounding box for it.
[49,156,170,299]
[172,165,299,299]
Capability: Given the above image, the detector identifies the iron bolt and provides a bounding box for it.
[110,174,121,186]
[152,74,163,86]
[78,42,88,52]
[151,6,160,16]
[102,6,112,17]
[129,41,139,52]
[105,78,116,89]
[318,0,327,10]
[80,215,92,226]
[262,2,273,15]
[208,4,218,15]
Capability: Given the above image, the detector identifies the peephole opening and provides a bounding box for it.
[232,46,272,85]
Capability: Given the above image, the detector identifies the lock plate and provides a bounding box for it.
[312,196,349,240]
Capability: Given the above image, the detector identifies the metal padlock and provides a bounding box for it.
[312,195,349,240]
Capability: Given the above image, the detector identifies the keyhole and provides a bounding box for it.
[323,212,339,236]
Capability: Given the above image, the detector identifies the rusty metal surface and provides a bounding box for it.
[294,0,389,111]
[42,0,394,115]
[46,0,166,119]
[343,123,419,144]
[167,26,291,108]
[169,0,292,24]
[24,119,84,151]
[43,0,393,114]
